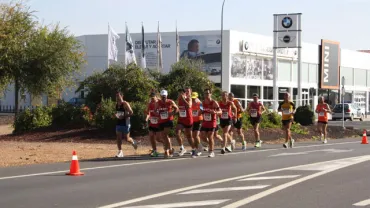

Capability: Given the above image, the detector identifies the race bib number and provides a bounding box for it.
[319,112,325,117]
[179,110,187,118]
[150,117,158,124]
[250,109,257,118]
[204,113,212,121]
[160,112,168,119]
[116,111,124,117]
[283,109,291,115]
[221,111,229,119]
[192,110,198,117]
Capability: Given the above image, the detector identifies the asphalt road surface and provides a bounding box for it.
[329,120,370,131]
[1,138,370,208]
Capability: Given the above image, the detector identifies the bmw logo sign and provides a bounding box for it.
[283,35,291,43]
[282,16,293,29]
[216,39,221,44]
[244,41,249,50]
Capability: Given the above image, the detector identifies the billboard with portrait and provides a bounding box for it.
[179,35,221,76]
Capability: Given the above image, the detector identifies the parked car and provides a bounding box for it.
[67,98,86,107]
[331,103,365,121]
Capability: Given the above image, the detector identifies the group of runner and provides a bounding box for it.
[114,89,332,158]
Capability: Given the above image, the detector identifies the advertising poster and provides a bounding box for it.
[231,54,265,80]
[179,35,221,76]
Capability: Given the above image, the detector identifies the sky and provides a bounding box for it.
[8,0,370,50]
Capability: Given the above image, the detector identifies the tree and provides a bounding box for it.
[77,64,158,109]
[0,2,85,114]
[157,58,220,100]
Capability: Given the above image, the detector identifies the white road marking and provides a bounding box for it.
[0,140,359,181]
[353,198,370,206]
[221,156,370,208]
[269,149,353,157]
[178,185,269,194]
[97,155,370,208]
[239,175,300,181]
[121,199,230,208]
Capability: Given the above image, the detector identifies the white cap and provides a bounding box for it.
[160,90,168,96]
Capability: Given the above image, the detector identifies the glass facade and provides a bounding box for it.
[340,67,354,85]
[354,68,367,86]
[230,85,245,98]
[247,86,260,99]
[278,60,291,81]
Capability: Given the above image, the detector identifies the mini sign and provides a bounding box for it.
[320,39,340,89]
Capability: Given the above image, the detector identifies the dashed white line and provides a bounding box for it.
[353,199,370,206]
[178,185,269,194]
[97,155,370,208]
[239,175,300,181]
[120,199,230,208]
[221,155,370,208]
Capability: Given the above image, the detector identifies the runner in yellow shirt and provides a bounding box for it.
[277,92,296,148]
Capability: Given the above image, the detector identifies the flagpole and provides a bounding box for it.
[124,22,127,69]
[107,23,110,69]
[157,21,159,72]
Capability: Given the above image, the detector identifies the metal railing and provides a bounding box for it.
[0,105,39,113]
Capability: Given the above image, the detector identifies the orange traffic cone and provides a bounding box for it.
[66,151,84,176]
[361,130,369,144]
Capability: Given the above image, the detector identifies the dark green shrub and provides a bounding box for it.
[294,105,314,126]
[130,102,149,135]
[13,106,52,133]
[51,102,91,127]
[94,98,116,130]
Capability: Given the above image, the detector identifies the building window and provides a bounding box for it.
[309,64,318,83]
[263,86,273,100]
[354,68,367,86]
[278,60,291,82]
[247,86,260,98]
[340,67,353,85]
[230,85,245,98]
[263,58,273,80]
[293,62,309,83]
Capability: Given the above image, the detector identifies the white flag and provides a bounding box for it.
[176,22,180,62]
[141,23,146,69]
[125,24,137,66]
[157,22,163,71]
[108,24,120,62]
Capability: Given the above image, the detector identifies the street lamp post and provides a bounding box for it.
[220,0,226,90]
[342,76,345,130]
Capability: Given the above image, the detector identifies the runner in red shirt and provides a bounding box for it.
[191,91,204,156]
[219,91,237,154]
[315,96,331,144]
[200,88,221,158]
[175,88,195,157]
[144,92,161,157]
[157,89,179,158]
[246,93,266,148]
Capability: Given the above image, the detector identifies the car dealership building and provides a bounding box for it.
[1,29,370,114]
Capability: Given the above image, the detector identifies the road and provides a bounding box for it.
[329,120,370,131]
[1,138,370,208]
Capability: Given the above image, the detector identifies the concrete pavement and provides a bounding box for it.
[0,138,369,208]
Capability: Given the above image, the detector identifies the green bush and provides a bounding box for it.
[130,102,148,135]
[260,112,281,128]
[94,98,116,130]
[13,106,52,133]
[51,102,91,127]
[291,122,309,135]
[294,105,315,126]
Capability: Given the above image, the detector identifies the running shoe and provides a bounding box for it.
[323,139,328,144]
[116,150,124,158]
[283,142,289,148]
[179,148,187,156]
[208,152,215,158]
[225,146,232,152]
[290,139,295,148]
[191,150,197,158]
[242,141,247,151]
[150,150,159,157]
[221,148,226,154]
[132,140,138,150]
